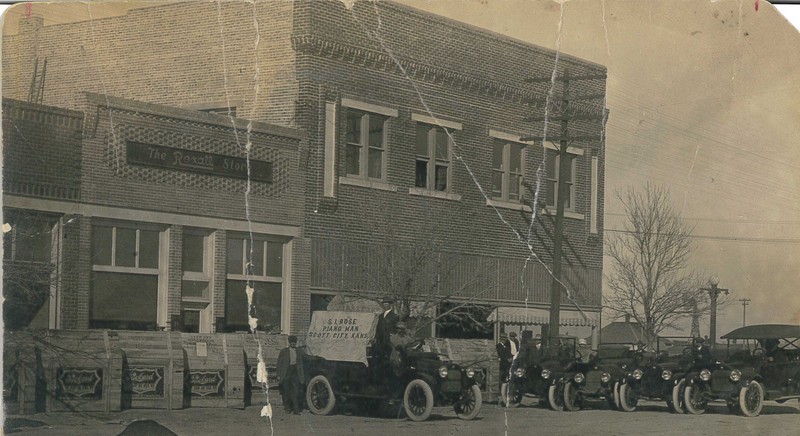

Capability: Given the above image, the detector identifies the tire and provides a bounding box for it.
[403,379,434,422]
[548,383,565,411]
[738,381,764,417]
[671,379,686,414]
[683,383,708,415]
[454,385,482,420]
[612,382,621,411]
[618,382,638,412]
[563,382,581,411]
[306,375,336,415]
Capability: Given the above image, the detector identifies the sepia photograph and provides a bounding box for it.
[1,0,798,434]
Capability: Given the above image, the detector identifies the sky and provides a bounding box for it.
[1,0,799,340]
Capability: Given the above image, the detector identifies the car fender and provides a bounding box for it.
[411,372,438,389]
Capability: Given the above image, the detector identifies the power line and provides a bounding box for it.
[604,213,800,225]
[603,228,800,244]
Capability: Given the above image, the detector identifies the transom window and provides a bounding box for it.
[415,124,451,191]
[224,235,284,333]
[345,110,387,180]
[492,141,525,202]
[182,229,213,333]
[545,150,576,211]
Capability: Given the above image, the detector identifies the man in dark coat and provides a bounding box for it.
[375,297,399,358]
[277,335,305,414]
[496,332,513,405]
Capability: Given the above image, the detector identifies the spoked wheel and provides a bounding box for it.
[563,382,581,411]
[738,381,764,417]
[683,383,708,415]
[618,382,638,412]
[548,383,565,411]
[403,379,434,422]
[306,375,336,415]
[454,384,482,420]
[611,382,621,411]
[670,379,686,414]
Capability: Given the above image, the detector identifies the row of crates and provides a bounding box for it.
[3,330,288,414]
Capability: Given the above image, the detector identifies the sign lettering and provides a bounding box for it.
[306,311,378,365]
[128,367,165,397]
[56,368,103,400]
[189,370,225,398]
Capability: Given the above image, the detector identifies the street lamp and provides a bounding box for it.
[702,277,729,346]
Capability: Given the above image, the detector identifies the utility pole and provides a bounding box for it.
[701,280,729,345]
[739,298,751,327]
[522,68,607,340]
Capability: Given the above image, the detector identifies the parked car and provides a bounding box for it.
[503,337,580,410]
[683,324,800,417]
[558,342,642,411]
[304,312,482,422]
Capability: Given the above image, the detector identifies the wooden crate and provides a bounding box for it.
[110,331,185,410]
[41,330,123,412]
[181,333,245,408]
[235,333,286,406]
[3,331,45,414]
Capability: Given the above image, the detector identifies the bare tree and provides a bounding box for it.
[604,183,717,346]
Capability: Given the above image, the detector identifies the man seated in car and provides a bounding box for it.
[760,338,788,363]
[389,322,414,376]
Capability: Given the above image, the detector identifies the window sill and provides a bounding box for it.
[408,187,461,201]
[339,176,398,192]
[542,207,585,220]
[486,198,532,212]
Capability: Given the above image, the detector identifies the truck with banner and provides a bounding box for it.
[304,311,482,421]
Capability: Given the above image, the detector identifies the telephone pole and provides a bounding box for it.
[701,280,729,345]
[739,298,751,327]
[523,68,607,339]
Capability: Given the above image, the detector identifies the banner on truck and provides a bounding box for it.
[306,311,378,365]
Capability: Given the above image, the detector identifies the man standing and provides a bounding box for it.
[375,297,399,358]
[496,332,513,406]
[277,335,305,414]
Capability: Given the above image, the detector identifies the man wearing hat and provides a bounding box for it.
[277,335,306,414]
[389,321,413,377]
[375,297,399,359]
[496,332,513,405]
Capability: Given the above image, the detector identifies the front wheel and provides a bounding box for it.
[611,382,621,410]
[306,375,336,415]
[618,382,638,412]
[454,385,482,420]
[404,379,434,422]
[548,383,565,411]
[738,381,764,417]
[671,379,686,414]
[563,382,581,411]
[683,383,708,415]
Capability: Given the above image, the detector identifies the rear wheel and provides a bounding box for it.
[454,385,482,420]
[671,379,686,414]
[563,382,581,411]
[618,382,638,412]
[738,381,764,417]
[403,379,433,422]
[683,383,708,415]
[306,375,336,415]
[548,383,565,411]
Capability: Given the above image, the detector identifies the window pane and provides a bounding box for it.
[435,128,449,160]
[415,124,429,156]
[368,148,382,179]
[266,242,283,277]
[224,281,282,333]
[546,180,556,206]
[182,280,209,299]
[546,151,557,177]
[227,238,244,274]
[435,164,448,191]
[563,155,574,181]
[345,111,361,144]
[492,171,503,198]
[246,239,264,276]
[510,144,523,173]
[183,233,205,273]
[346,144,361,176]
[492,143,504,170]
[14,220,53,263]
[415,159,428,188]
[509,174,520,200]
[139,230,160,269]
[368,115,384,148]
[92,226,113,266]
[90,272,158,330]
[182,310,200,333]
[115,228,137,267]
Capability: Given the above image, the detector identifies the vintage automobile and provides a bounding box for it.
[683,324,800,417]
[303,311,483,422]
[502,337,580,410]
[615,337,708,413]
[557,343,642,411]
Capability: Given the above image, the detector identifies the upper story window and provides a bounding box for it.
[545,149,577,212]
[492,141,525,202]
[345,110,387,180]
[415,124,451,192]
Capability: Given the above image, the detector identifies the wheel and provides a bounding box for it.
[618,382,638,412]
[563,382,581,411]
[548,383,565,411]
[683,383,708,415]
[501,384,522,407]
[612,381,621,410]
[671,379,686,414]
[306,375,336,415]
[738,381,764,417]
[403,379,434,422]
[454,385,482,420]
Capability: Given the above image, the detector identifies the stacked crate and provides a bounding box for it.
[111,331,185,409]
[181,333,245,408]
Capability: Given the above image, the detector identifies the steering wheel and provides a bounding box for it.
[752,347,765,357]
[409,339,424,351]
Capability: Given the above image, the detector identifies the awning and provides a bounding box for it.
[487,306,599,327]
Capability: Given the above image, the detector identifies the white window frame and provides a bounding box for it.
[492,141,526,203]
[182,228,214,333]
[344,110,389,181]
[415,123,453,192]
[545,150,578,213]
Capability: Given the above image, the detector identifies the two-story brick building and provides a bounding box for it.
[3,0,606,339]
